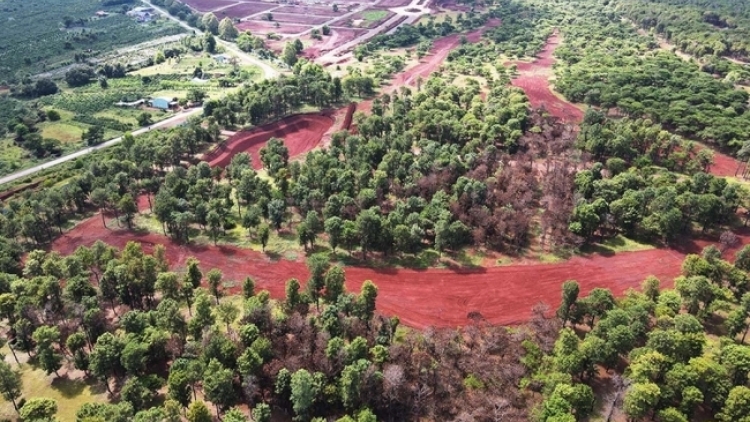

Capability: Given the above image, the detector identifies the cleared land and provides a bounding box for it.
[220,2,277,18]
[264,13,332,25]
[508,32,584,122]
[236,20,312,35]
[205,112,335,168]
[274,5,344,17]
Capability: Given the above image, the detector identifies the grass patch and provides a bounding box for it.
[0,358,107,421]
[39,122,85,144]
[581,234,654,255]
[362,10,389,21]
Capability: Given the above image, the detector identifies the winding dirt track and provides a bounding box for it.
[48,24,750,329]
[205,113,335,169]
[53,209,745,329]
[508,31,584,122]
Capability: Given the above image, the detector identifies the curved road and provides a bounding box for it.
[0,2,280,188]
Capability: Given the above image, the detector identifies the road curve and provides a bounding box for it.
[0,2,280,188]
[141,0,279,79]
[0,108,204,187]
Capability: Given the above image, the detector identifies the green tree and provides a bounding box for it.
[259,224,271,251]
[203,359,236,416]
[206,268,223,304]
[19,397,57,421]
[252,403,272,422]
[215,301,239,333]
[185,257,203,289]
[187,401,212,422]
[623,383,661,420]
[242,277,255,299]
[118,193,138,229]
[324,265,346,304]
[283,42,299,67]
[0,361,22,412]
[718,386,750,422]
[168,368,192,408]
[202,12,220,34]
[89,333,122,394]
[290,369,320,421]
[219,17,239,40]
[285,278,302,313]
[357,280,378,324]
[556,280,579,326]
[325,216,344,252]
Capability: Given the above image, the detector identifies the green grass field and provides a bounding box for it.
[39,122,85,144]
[362,10,389,21]
[0,354,107,422]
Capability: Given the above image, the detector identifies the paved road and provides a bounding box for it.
[316,0,429,63]
[0,108,204,187]
[142,0,279,79]
[0,3,280,188]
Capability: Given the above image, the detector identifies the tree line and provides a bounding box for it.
[532,243,750,422]
[0,242,555,421]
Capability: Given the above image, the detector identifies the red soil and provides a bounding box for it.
[511,77,583,122]
[338,9,395,29]
[182,0,238,13]
[220,2,276,19]
[377,0,413,6]
[306,28,368,59]
[508,31,584,122]
[265,13,332,26]
[205,112,334,169]
[53,210,747,329]
[274,5,343,17]
[708,149,746,178]
[388,22,496,89]
[236,20,312,35]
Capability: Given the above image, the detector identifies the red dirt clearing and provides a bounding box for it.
[236,20,312,35]
[182,0,238,12]
[205,112,334,169]
[508,31,584,122]
[512,77,583,122]
[53,213,747,329]
[389,20,499,89]
[264,13,332,25]
[377,0,413,6]
[274,5,343,17]
[708,149,746,178]
[220,2,276,19]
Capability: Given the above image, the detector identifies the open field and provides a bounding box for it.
[265,13,333,25]
[220,2,277,18]
[0,359,107,422]
[275,4,343,17]
[236,20,312,35]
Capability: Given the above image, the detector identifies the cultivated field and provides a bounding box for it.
[220,2,277,19]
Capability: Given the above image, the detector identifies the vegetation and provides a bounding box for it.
[0,0,182,82]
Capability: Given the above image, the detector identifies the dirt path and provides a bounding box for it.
[204,113,334,169]
[52,202,746,328]
[507,31,584,123]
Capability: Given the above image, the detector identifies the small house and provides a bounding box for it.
[213,54,230,64]
[149,97,178,110]
[95,11,109,17]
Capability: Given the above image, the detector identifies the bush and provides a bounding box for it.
[46,109,61,121]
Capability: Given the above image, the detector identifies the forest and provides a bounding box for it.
[615,0,750,60]
[3,0,750,420]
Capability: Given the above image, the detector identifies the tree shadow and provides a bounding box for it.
[51,375,89,398]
